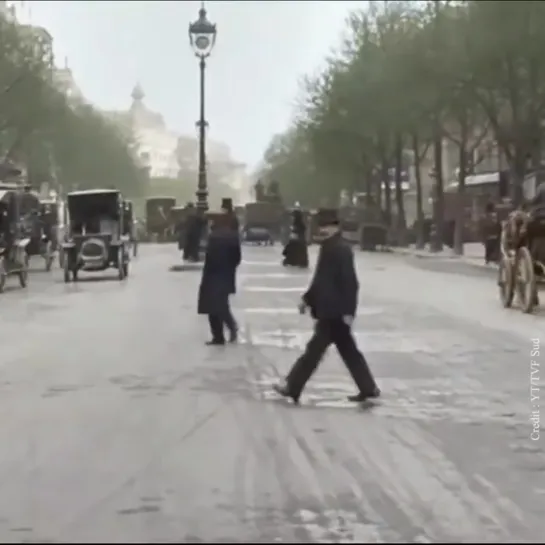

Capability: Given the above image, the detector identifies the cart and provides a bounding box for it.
[498,209,545,313]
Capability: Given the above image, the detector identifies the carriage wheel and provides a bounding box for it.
[515,246,537,313]
[498,255,514,308]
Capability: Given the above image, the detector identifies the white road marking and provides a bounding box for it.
[239,272,309,279]
[243,286,306,292]
[241,260,279,266]
[244,307,298,314]
[243,306,385,316]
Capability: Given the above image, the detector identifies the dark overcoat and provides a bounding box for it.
[303,232,359,319]
[198,229,241,314]
[227,229,241,294]
[184,214,204,260]
[282,212,308,268]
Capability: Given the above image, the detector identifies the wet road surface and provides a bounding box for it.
[0,246,543,542]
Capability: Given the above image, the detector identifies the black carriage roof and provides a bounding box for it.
[146,196,176,201]
[0,189,16,202]
[68,189,120,198]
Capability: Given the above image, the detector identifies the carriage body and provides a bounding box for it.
[0,189,30,292]
[498,209,545,313]
[145,196,176,241]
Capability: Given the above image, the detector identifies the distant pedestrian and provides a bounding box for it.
[274,210,380,404]
[282,208,309,268]
[482,202,499,264]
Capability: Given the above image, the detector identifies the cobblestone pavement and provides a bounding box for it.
[0,245,543,542]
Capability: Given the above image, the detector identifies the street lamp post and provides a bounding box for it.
[189,2,217,213]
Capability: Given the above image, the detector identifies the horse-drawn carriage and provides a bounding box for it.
[498,208,545,313]
[0,188,30,292]
[145,196,176,242]
[19,189,58,271]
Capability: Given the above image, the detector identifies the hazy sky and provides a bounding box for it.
[17,0,365,169]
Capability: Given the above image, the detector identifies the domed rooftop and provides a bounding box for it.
[129,83,165,128]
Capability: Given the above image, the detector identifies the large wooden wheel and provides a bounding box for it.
[498,255,514,308]
[515,246,537,313]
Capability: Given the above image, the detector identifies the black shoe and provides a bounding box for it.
[347,387,381,403]
[229,329,238,343]
[273,383,300,404]
[206,339,225,346]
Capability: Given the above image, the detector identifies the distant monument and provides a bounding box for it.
[254,180,265,202]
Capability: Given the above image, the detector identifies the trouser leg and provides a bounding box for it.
[285,320,331,396]
[208,314,225,342]
[223,298,238,337]
[331,321,377,395]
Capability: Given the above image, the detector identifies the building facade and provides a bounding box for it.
[53,60,85,104]
[102,84,250,198]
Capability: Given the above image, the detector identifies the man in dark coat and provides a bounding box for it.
[274,211,380,404]
[220,198,242,341]
[198,213,241,345]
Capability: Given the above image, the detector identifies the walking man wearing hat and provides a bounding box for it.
[274,211,380,404]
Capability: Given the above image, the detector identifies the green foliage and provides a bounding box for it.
[259,0,545,205]
[0,14,146,197]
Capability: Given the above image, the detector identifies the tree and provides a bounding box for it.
[0,12,147,198]
[258,0,545,249]
[463,0,545,203]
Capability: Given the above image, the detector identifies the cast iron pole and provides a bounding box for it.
[196,57,208,211]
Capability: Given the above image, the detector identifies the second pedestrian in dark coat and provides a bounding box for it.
[197,214,241,345]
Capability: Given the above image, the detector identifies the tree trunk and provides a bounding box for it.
[412,132,425,249]
[381,158,392,227]
[453,142,467,256]
[375,169,383,208]
[394,133,407,245]
[430,120,444,252]
[509,145,527,205]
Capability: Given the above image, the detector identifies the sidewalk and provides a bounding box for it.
[391,242,496,269]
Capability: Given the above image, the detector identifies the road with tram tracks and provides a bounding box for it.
[0,244,543,542]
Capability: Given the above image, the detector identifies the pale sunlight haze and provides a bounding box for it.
[17,0,366,168]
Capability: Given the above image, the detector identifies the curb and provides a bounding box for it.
[390,247,497,270]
